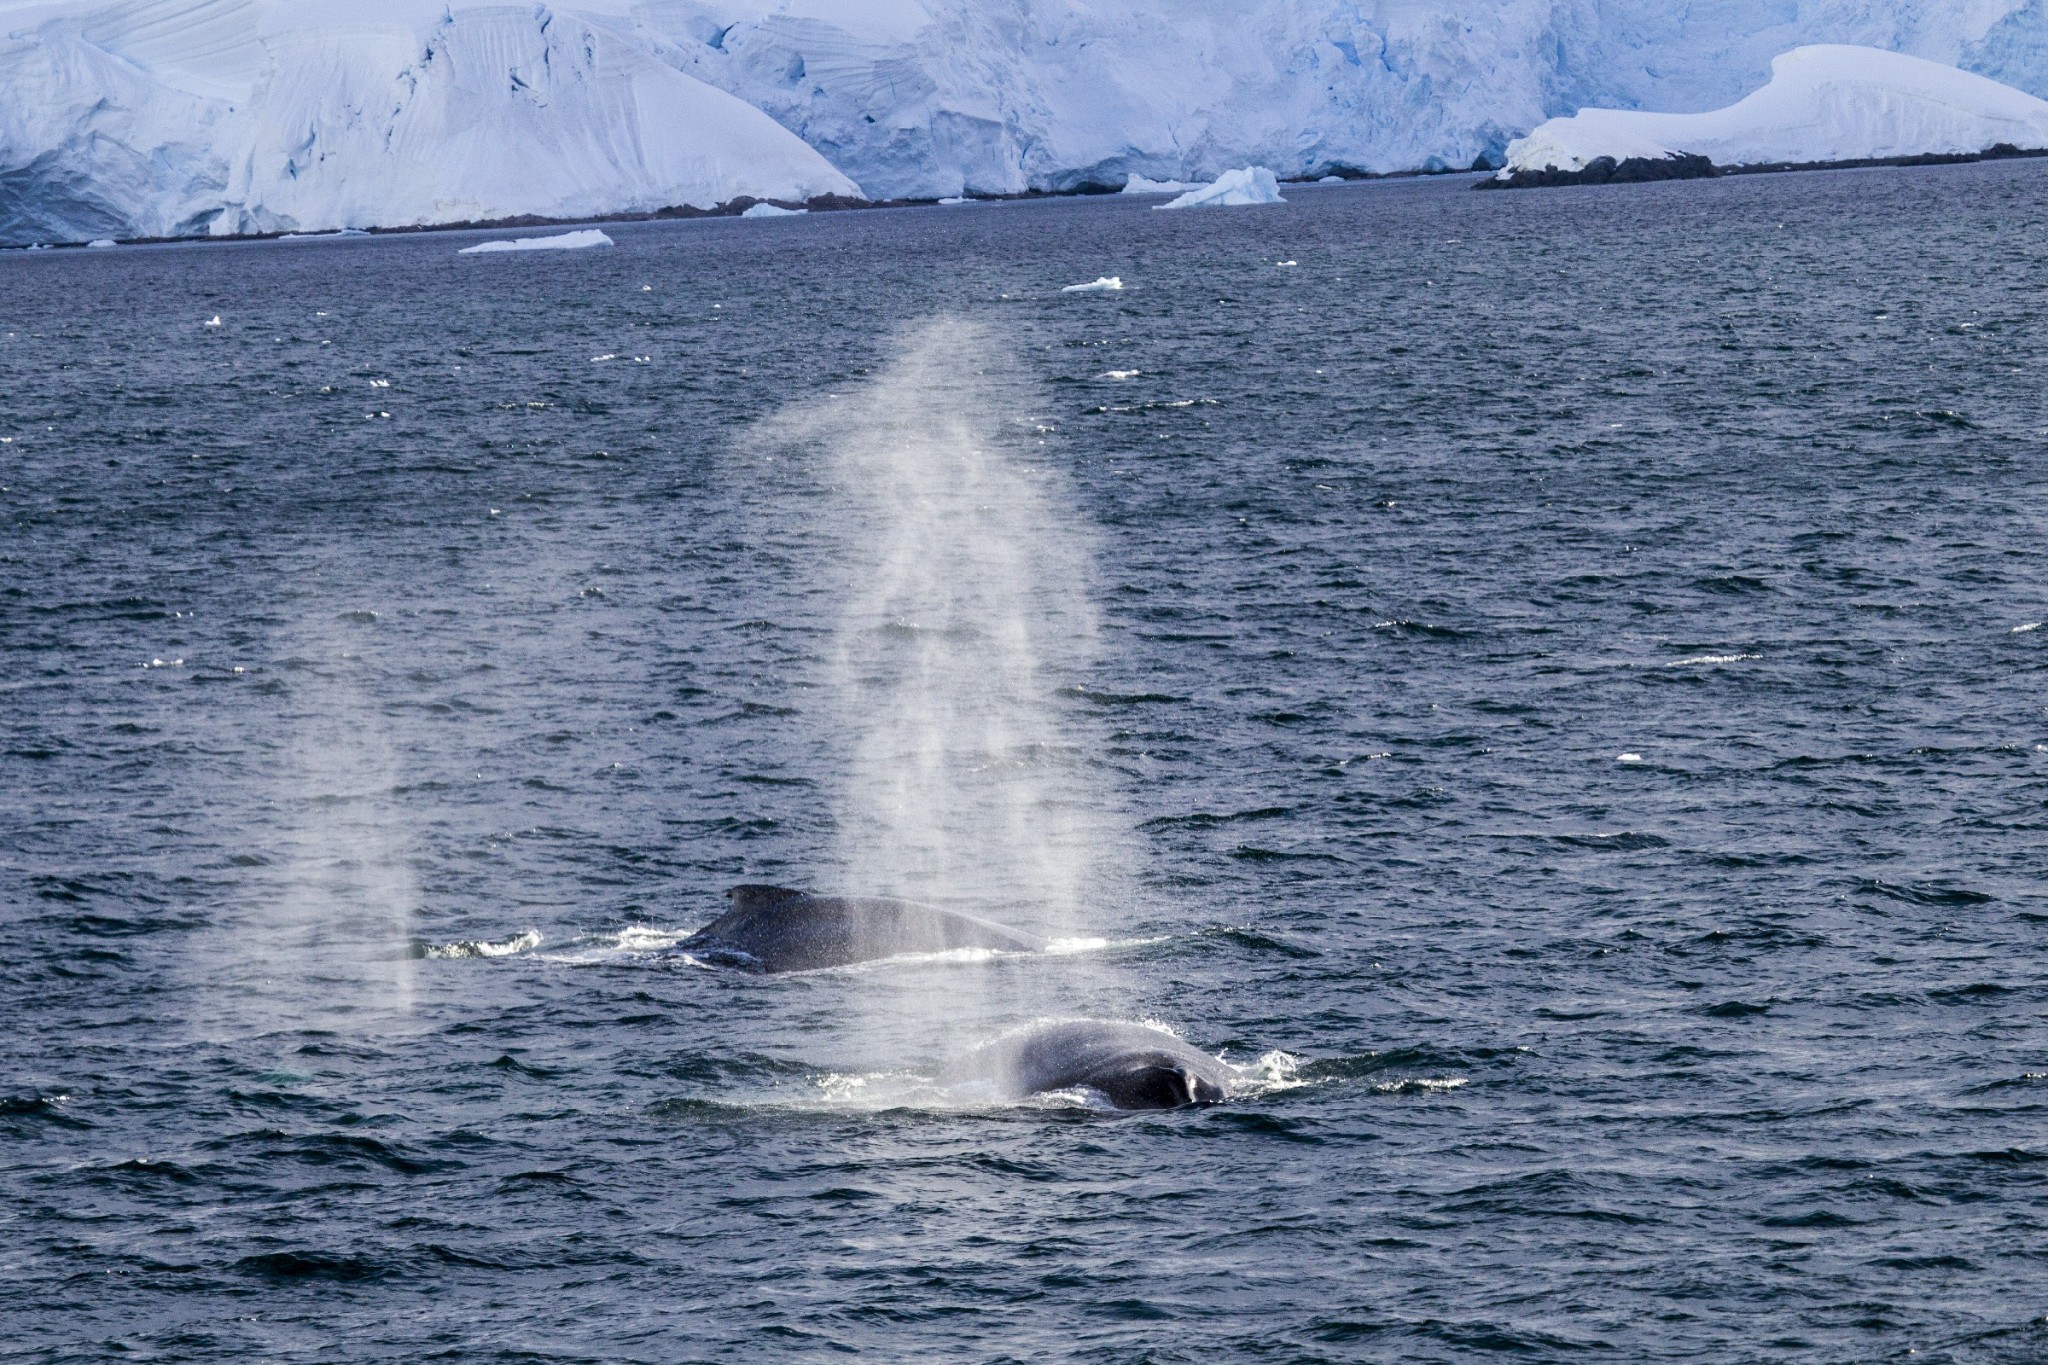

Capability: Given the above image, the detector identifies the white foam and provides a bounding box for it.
[459,228,614,255]
[1062,275,1123,293]
[1157,167,1286,210]
[419,929,542,959]
[1042,936,1111,955]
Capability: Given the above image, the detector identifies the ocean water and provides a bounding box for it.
[3,163,2047,1362]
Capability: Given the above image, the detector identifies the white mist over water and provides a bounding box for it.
[745,316,1131,1028]
[196,630,420,1039]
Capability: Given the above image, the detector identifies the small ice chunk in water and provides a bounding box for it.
[87,238,116,249]
[1617,753,1644,763]
[741,202,807,218]
[203,315,221,326]
[458,228,614,254]
[937,196,969,205]
[1062,276,1123,293]
[1318,175,1347,184]
[1121,173,1201,194]
[1157,167,1286,209]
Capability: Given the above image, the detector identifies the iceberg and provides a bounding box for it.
[1157,167,1286,210]
[86,238,114,248]
[1498,46,2048,184]
[459,229,615,255]
[1121,175,1201,195]
[740,203,807,218]
[1061,276,1123,293]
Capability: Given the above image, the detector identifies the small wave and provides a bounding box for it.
[1086,398,1219,414]
[1371,1077,1469,1095]
[1553,830,1670,851]
[410,929,541,960]
[1663,652,1759,667]
[235,1250,391,1282]
[1371,618,1468,638]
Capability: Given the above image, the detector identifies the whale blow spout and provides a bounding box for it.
[951,1019,1232,1110]
[680,884,1045,973]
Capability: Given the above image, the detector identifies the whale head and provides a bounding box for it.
[1101,1063,1227,1110]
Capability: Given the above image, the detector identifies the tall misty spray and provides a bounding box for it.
[193,627,419,1041]
[751,317,1126,1010]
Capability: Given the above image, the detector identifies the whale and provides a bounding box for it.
[679,884,1045,973]
[950,1019,1232,1110]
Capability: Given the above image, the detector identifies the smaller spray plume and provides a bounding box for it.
[199,630,419,1039]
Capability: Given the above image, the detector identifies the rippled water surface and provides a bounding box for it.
[5,164,2048,1362]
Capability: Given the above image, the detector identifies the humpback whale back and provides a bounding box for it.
[956,1019,1232,1110]
[681,885,1046,973]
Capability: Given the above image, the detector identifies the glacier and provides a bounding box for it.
[0,0,858,246]
[1502,46,2048,177]
[614,0,2048,199]
[7,0,2048,245]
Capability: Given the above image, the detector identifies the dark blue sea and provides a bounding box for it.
[4,163,2048,1362]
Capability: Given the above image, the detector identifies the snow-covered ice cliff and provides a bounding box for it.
[7,0,2048,244]
[612,0,2048,198]
[0,0,858,245]
[1500,45,2048,179]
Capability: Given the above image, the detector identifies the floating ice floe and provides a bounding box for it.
[1499,45,2048,181]
[1121,173,1201,195]
[1157,167,1286,209]
[203,314,221,326]
[1062,276,1124,293]
[458,228,616,254]
[741,202,807,217]
[86,238,115,249]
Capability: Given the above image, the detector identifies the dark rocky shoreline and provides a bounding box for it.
[2,163,1497,252]
[1481,141,2048,189]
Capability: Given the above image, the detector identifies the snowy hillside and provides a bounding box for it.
[1501,46,2048,177]
[0,0,859,245]
[5,0,2048,243]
